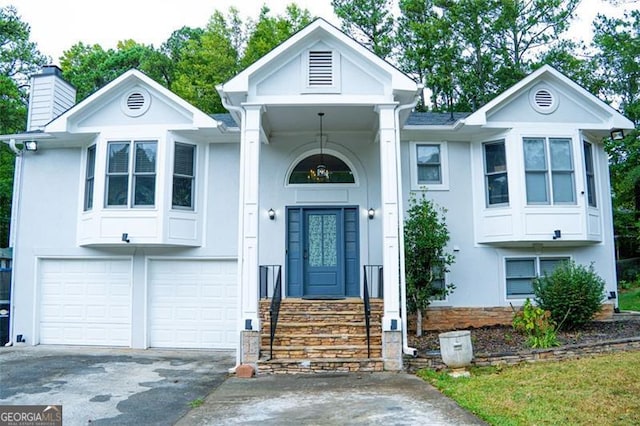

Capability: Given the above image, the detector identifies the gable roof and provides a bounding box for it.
[46,69,222,133]
[464,65,634,130]
[219,18,418,98]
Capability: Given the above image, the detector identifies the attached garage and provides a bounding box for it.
[39,258,132,346]
[147,259,238,349]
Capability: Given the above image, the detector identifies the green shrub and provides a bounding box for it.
[512,298,558,348]
[533,261,605,330]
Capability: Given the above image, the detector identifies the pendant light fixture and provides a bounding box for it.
[308,112,330,182]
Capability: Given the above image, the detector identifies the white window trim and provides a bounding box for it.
[301,49,341,94]
[504,255,571,301]
[171,142,197,211]
[410,141,449,191]
[104,139,158,209]
[522,135,577,206]
[482,139,509,208]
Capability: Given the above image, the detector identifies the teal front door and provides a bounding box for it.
[287,207,359,297]
[304,209,343,296]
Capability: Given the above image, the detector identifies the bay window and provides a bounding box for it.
[84,145,96,211]
[583,141,596,207]
[483,140,509,206]
[172,143,196,209]
[106,140,157,207]
[523,137,575,204]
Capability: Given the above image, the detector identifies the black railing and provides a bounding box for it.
[364,265,383,299]
[363,265,383,358]
[259,265,282,360]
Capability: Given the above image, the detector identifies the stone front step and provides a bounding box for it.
[266,344,381,359]
[258,298,384,372]
[258,358,384,374]
[262,333,382,347]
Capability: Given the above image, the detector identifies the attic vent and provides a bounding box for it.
[529,86,558,114]
[127,92,145,110]
[308,50,333,87]
[121,88,151,117]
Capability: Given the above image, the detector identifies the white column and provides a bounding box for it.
[238,105,263,332]
[377,104,402,332]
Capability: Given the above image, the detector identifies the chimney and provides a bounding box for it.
[26,65,76,131]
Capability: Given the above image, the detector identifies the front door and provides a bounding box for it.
[304,209,343,296]
[286,207,359,297]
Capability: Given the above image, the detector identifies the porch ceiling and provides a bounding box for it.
[264,105,378,135]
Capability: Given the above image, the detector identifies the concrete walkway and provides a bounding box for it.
[177,372,487,426]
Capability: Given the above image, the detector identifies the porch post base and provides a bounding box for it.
[240,330,260,365]
[382,330,403,371]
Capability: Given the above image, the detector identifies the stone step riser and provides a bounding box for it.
[264,349,381,359]
[261,312,382,321]
[258,360,384,374]
[262,336,383,347]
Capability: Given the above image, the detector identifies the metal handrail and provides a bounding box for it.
[268,266,282,360]
[363,265,372,358]
[363,265,383,358]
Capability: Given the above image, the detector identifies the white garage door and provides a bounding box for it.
[39,259,132,346]
[148,259,238,349]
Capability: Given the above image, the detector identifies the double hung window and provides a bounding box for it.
[84,145,96,211]
[523,137,575,204]
[505,257,569,298]
[583,141,597,207]
[483,140,509,206]
[172,143,196,209]
[105,140,157,207]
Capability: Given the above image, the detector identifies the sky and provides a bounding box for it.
[1,0,633,65]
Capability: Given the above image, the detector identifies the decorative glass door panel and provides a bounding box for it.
[304,210,343,296]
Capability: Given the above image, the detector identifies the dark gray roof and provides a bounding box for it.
[406,111,471,126]
[211,113,238,128]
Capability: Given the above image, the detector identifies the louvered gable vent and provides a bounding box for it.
[308,50,333,87]
[534,89,553,108]
[127,92,146,110]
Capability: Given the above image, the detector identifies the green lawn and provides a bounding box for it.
[418,351,640,425]
[619,287,640,311]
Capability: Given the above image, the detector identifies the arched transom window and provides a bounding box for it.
[289,153,355,184]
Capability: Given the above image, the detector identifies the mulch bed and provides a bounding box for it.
[409,320,640,355]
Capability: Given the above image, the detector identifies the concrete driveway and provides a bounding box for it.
[0,345,234,425]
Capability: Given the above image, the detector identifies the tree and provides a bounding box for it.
[404,193,455,336]
[594,11,640,256]
[492,0,580,88]
[240,4,312,70]
[332,0,395,59]
[172,10,240,113]
[0,6,47,247]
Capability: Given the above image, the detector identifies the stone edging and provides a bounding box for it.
[404,336,640,373]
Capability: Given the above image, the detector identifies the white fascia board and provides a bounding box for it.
[46,69,220,133]
[221,18,418,102]
[465,65,635,130]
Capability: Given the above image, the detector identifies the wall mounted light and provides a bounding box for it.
[121,233,130,243]
[268,208,276,220]
[367,208,375,219]
[610,129,625,141]
[24,141,38,151]
[608,291,617,300]
[553,229,561,240]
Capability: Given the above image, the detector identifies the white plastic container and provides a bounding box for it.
[438,330,473,375]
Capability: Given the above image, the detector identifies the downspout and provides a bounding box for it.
[394,94,420,357]
[4,139,23,346]
[220,92,247,369]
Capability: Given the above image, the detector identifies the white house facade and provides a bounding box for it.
[2,19,634,372]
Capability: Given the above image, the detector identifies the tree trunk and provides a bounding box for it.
[416,309,423,337]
